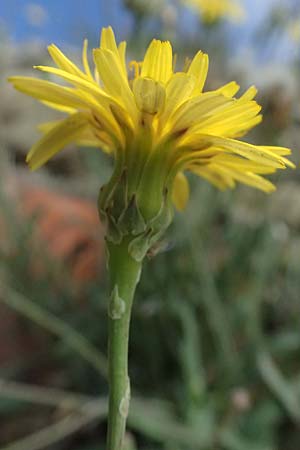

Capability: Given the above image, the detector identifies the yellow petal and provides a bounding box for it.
[82,39,93,80]
[30,66,123,138]
[200,135,288,168]
[48,44,86,78]
[239,85,258,102]
[187,51,209,94]
[93,49,136,120]
[260,146,292,156]
[210,164,276,192]
[33,65,111,103]
[100,27,128,78]
[215,81,240,98]
[39,120,112,151]
[193,101,262,135]
[221,115,263,138]
[170,93,231,132]
[141,39,173,84]
[118,41,127,76]
[172,172,190,210]
[93,48,128,92]
[100,26,119,54]
[202,101,260,126]
[192,166,233,190]
[41,101,76,114]
[8,76,94,110]
[161,73,195,123]
[27,113,89,170]
[211,154,276,174]
[38,120,62,133]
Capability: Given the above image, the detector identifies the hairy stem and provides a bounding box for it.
[106,237,142,450]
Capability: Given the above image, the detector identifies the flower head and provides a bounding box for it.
[182,0,246,24]
[9,27,294,255]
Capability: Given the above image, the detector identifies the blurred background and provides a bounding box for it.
[1,1,300,449]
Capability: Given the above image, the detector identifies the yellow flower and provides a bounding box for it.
[9,26,293,218]
[182,0,246,24]
[288,18,300,43]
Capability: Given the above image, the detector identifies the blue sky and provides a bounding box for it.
[0,0,132,46]
[2,0,299,64]
[0,0,276,47]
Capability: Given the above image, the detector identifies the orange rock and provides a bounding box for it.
[3,177,105,284]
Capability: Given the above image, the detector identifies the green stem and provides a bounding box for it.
[106,237,142,450]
